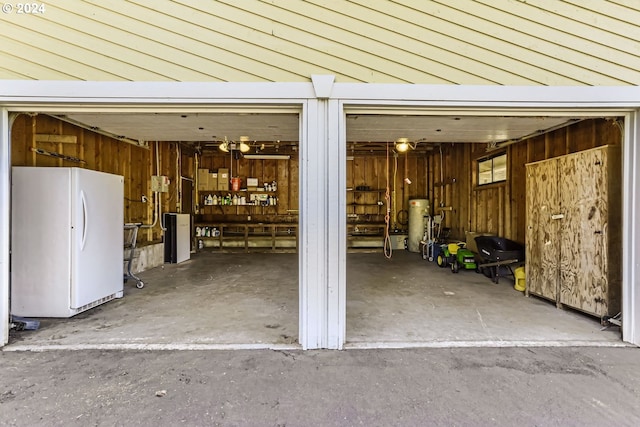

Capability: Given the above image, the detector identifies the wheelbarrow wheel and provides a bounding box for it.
[437,254,447,268]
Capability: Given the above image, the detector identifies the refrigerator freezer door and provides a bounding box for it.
[10,167,72,317]
[70,169,124,309]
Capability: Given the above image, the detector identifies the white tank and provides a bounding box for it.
[408,199,430,252]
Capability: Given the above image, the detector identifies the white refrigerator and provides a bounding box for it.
[11,167,124,318]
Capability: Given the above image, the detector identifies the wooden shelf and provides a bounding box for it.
[195,222,297,252]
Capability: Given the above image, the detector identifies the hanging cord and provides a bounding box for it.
[383,142,393,259]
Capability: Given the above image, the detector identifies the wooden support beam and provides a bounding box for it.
[35,134,77,144]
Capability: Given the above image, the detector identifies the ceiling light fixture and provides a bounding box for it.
[218,140,229,152]
[395,137,416,153]
[239,136,251,153]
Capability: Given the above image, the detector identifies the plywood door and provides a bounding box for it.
[558,148,610,316]
[525,159,559,301]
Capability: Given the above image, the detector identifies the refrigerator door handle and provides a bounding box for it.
[80,190,87,251]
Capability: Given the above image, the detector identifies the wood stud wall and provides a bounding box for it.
[11,114,157,243]
[426,118,622,244]
[346,153,428,228]
[195,153,299,225]
[10,115,622,250]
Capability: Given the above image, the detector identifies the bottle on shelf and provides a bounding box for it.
[212,194,218,205]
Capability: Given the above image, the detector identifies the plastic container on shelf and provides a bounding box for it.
[231,177,242,191]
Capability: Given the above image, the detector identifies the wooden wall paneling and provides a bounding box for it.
[78,129,85,169]
[595,118,622,147]
[169,143,179,213]
[461,145,472,236]
[479,187,489,234]
[180,149,193,215]
[498,187,505,237]
[525,159,559,302]
[426,151,434,205]
[163,143,173,214]
[263,159,277,217]
[490,187,500,234]
[95,134,105,171]
[529,135,546,163]
[408,154,421,200]
[122,143,132,222]
[606,146,622,315]
[83,131,97,170]
[475,187,486,234]
[130,146,146,223]
[467,148,477,234]
[34,116,55,167]
[55,120,63,167]
[10,115,28,166]
[353,157,365,215]
[458,144,476,239]
[568,120,593,153]
[448,147,462,238]
[490,188,499,234]
[60,121,79,167]
[372,156,381,217]
[504,147,513,239]
[548,128,567,159]
[145,142,158,243]
[288,156,299,219]
[276,158,289,215]
[510,142,529,243]
[476,187,486,234]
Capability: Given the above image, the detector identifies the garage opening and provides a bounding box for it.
[344,113,625,346]
[8,110,301,349]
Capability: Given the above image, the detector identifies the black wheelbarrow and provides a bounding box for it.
[474,236,525,284]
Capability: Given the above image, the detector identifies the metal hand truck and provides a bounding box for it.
[124,223,144,289]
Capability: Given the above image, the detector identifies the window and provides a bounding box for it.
[478,153,507,185]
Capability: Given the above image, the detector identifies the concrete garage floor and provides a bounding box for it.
[6,251,624,350]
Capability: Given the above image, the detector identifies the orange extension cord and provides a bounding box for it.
[383,142,393,259]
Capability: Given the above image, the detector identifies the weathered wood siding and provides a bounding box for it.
[1,1,639,84]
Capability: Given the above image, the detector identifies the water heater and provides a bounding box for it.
[408,199,430,252]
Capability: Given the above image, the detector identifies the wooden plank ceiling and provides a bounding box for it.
[1,0,639,85]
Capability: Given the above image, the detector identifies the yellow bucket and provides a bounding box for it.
[514,267,526,292]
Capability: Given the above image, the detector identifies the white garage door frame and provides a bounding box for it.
[1,80,640,349]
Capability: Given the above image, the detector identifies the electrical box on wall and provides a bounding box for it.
[151,175,170,192]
